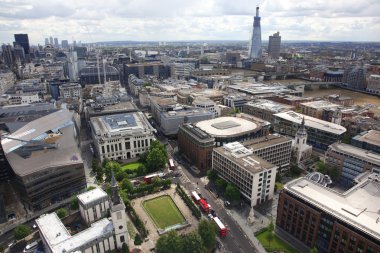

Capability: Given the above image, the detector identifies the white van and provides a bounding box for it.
[23,240,39,253]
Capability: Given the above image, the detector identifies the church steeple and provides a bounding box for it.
[111,169,120,205]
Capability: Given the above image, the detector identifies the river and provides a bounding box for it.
[304,87,380,115]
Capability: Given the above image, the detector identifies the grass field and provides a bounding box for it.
[256,230,299,253]
[143,195,185,229]
[121,162,144,171]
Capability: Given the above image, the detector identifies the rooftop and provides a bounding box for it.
[36,213,114,253]
[214,142,275,174]
[1,110,83,176]
[91,112,154,135]
[180,124,215,143]
[300,100,341,109]
[274,111,346,135]
[353,130,380,146]
[195,116,260,137]
[329,142,380,165]
[87,101,138,116]
[245,99,294,113]
[285,175,380,241]
[77,188,108,206]
[243,134,292,150]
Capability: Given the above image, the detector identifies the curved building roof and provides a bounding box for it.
[195,116,259,138]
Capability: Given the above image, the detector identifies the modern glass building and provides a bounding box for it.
[249,6,262,59]
[14,33,30,55]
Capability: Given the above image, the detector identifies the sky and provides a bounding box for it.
[0,0,380,45]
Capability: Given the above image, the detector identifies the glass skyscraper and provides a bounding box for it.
[249,7,262,59]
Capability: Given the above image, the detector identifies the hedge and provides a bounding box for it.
[176,184,202,220]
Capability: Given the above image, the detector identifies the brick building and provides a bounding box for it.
[277,175,380,253]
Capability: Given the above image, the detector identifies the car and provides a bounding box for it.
[32,224,37,229]
[23,240,40,253]
[8,240,15,248]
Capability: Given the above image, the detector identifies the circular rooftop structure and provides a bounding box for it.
[195,117,260,138]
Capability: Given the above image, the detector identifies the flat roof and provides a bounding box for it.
[300,100,341,109]
[354,130,380,146]
[285,176,380,241]
[91,112,154,135]
[77,188,108,206]
[37,213,114,253]
[245,99,294,113]
[214,143,275,174]
[329,143,380,165]
[196,117,259,138]
[274,111,346,135]
[243,134,292,150]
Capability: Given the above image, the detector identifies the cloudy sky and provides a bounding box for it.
[1,0,379,45]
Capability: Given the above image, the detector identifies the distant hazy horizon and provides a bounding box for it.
[1,0,379,44]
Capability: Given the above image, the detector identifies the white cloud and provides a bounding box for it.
[0,0,379,44]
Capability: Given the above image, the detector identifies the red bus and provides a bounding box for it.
[213,217,227,237]
[199,199,211,213]
[191,191,201,204]
[168,158,175,170]
[144,172,165,184]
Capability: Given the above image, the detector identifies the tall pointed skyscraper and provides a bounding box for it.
[249,6,262,59]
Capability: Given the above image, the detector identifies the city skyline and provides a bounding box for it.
[0,0,380,44]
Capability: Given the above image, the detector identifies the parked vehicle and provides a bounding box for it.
[213,217,227,237]
[23,240,40,253]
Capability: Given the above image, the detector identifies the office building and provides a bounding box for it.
[54,38,59,48]
[268,32,281,59]
[352,130,380,154]
[213,142,277,206]
[274,111,346,150]
[195,115,267,147]
[243,99,294,124]
[325,142,380,187]
[78,188,110,225]
[367,74,380,94]
[243,134,292,172]
[44,38,49,46]
[178,124,215,172]
[1,110,85,210]
[300,100,341,120]
[59,83,82,99]
[90,112,156,162]
[324,94,354,107]
[14,34,30,55]
[193,97,218,117]
[249,6,262,59]
[123,62,173,85]
[224,95,251,111]
[343,67,367,90]
[128,74,145,97]
[1,44,15,67]
[150,97,214,136]
[13,45,25,62]
[277,175,380,252]
[0,71,16,96]
[61,40,69,49]
[79,66,119,86]
[49,36,54,46]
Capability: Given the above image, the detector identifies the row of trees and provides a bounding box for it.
[207,170,241,204]
[176,184,202,219]
[156,219,217,253]
[316,161,338,179]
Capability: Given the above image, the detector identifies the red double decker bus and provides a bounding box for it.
[144,172,165,184]
[213,217,227,237]
[199,199,211,213]
[191,191,201,204]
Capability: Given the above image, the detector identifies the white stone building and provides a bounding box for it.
[78,188,110,225]
[59,83,82,99]
[90,112,156,162]
[212,142,277,206]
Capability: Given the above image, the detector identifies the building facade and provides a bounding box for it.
[277,176,380,252]
[367,74,380,94]
[78,188,110,225]
[325,142,380,187]
[249,7,262,59]
[178,124,215,172]
[352,130,380,154]
[274,111,346,150]
[14,33,30,55]
[213,142,277,206]
[300,100,341,120]
[59,83,82,99]
[243,99,294,124]
[268,32,281,59]
[90,112,156,162]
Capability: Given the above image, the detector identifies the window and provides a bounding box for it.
[120,235,125,242]
[116,211,122,220]
[119,225,123,229]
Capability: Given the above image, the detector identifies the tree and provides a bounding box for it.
[182,231,203,253]
[200,56,210,64]
[267,220,274,248]
[207,169,218,182]
[316,161,327,174]
[13,224,32,240]
[122,178,133,192]
[92,159,100,174]
[104,161,122,182]
[156,230,183,253]
[134,233,143,246]
[87,186,96,191]
[136,164,146,176]
[225,183,240,203]
[146,147,167,172]
[215,178,228,192]
[56,208,69,219]
[122,243,130,253]
[70,196,79,210]
[329,166,339,180]
[310,246,318,253]
[198,219,217,250]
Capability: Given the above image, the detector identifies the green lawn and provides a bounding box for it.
[143,195,185,229]
[121,162,144,171]
[256,230,299,253]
